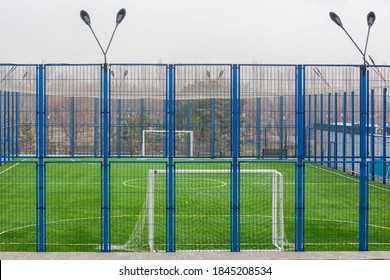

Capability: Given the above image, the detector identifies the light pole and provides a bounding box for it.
[80,8,126,67]
[329,11,376,251]
[329,11,375,68]
[80,8,126,252]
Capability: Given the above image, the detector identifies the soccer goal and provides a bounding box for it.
[144,169,285,252]
[141,130,194,157]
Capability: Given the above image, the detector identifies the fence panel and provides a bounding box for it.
[45,65,101,157]
[368,161,390,251]
[109,65,167,158]
[174,161,231,251]
[45,161,101,252]
[240,65,296,158]
[110,160,167,252]
[0,161,36,251]
[175,65,232,158]
[0,65,37,160]
[239,160,295,251]
[304,162,359,251]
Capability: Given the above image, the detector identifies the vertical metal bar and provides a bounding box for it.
[3,91,7,162]
[231,64,240,252]
[359,65,369,251]
[94,98,99,157]
[343,92,347,172]
[0,91,2,164]
[70,96,75,157]
[15,92,19,156]
[383,88,387,184]
[307,94,311,158]
[351,92,355,172]
[279,95,283,159]
[101,63,110,252]
[320,94,324,162]
[370,89,375,180]
[295,65,305,251]
[211,98,215,158]
[327,93,331,167]
[313,95,317,161]
[140,98,145,151]
[256,97,261,158]
[187,99,191,157]
[117,99,121,157]
[334,92,338,164]
[11,92,14,159]
[166,64,176,252]
[7,92,10,161]
[37,64,46,252]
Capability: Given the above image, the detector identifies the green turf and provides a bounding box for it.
[0,158,390,252]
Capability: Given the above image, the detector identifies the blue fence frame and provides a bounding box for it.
[1,63,390,252]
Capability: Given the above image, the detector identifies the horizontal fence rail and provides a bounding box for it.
[0,63,389,252]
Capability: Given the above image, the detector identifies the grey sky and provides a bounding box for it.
[0,0,389,64]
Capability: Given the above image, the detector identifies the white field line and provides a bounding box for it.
[0,159,26,175]
[308,164,390,193]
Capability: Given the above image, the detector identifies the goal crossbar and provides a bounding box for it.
[147,169,284,252]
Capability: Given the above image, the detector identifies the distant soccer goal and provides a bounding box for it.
[141,130,194,157]
[117,168,285,252]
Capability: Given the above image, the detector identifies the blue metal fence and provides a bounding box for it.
[0,63,390,252]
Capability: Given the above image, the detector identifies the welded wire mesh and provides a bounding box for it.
[45,65,101,157]
[240,65,296,158]
[45,161,101,252]
[0,161,36,251]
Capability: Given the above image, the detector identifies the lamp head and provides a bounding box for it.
[329,11,343,28]
[367,11,376,27]
[80,10,91,26]
[116,8,126,24]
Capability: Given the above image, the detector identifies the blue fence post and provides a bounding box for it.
[93,98,99,156]
[140,98,145,151]
[187,99,191,157]
[343,92,347,172]
[231,64,240,252]
[3,91,7,162]
[370,89,375,181]
[70,96,75,157]
[307,95,311,158]
[0,91,2,164]
[15,92,19,157]
[359,65,369,251]
[279,95,284,158]
[327,93,331,167]
[117,99,122,157]
[211,98,215,158]
[101,63,110,252]
[320,94,324,162]
[36,64,46,252]
[313,95,317,161]
[166,64,176,252]
[296,64,305,252]
[351,92,355,172]
[256,97,261,158]
[383,88,387,184]
[334,92,338,164]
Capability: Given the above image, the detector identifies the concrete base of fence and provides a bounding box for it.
[1,251,390,260]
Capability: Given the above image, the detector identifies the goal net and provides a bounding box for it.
[116,168,285,252]
[141,130,194,157]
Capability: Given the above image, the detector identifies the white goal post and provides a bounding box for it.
[147,169,285,252]
[141,130,194,157]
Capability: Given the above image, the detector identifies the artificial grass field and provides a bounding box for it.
[0,158,389,252]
